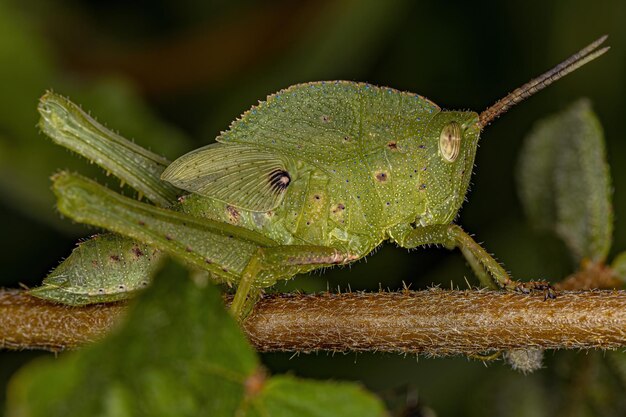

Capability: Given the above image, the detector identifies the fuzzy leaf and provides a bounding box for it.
[7,262,385,417]
[517,99,612,263]
[244,376,385,417]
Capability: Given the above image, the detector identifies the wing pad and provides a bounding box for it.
[162,144,293,212]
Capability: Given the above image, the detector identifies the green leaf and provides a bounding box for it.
[611,251,626,284]
[7,262,385,417]
[517,99,612,263]
[246,376,385,417]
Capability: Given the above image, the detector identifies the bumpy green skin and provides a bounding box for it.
[30,234,161,305]
[175,82,479,255]
[33,83,481,306]
[50,172,279,286]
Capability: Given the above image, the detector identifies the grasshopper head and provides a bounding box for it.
[419,111,480,225]
[419,36,609,226]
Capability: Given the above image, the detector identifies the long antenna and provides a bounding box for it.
[478,35,609,129]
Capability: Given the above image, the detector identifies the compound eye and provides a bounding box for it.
[439,121,462,162]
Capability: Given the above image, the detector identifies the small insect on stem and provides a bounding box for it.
[478,35,609,129]
[34,36,608,314]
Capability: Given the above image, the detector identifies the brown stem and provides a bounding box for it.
[0,290,126,351]
[2,289,626,355]
[246,290,626,355]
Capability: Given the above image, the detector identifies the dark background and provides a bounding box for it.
[1,0,625,415]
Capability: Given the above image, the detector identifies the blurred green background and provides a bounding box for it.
[1,0,625,415]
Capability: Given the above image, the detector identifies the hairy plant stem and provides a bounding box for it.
[2,288,626,355]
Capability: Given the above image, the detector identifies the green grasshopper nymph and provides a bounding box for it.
[32,36,609,317]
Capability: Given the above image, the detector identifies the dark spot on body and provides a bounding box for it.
[321,115,331,123]
[118,285,126,291]
[375,171,388,182]
[138,220,145,226]
[343,136,350,141]
[222,267,229,273]
[314,194,321,200]
[332,203,346,214]
[387,141,398,150]
[418,144,426,149]
[98,289,105,294]
[186,246,193,252]
[165,235,173,241]
[306,221,311,226]
[268,169,291,193]
[91,260,98,267]
[109,255,120,262]
[226,204,241,224]
[205,258,212,264]
[420,183,427,191]
[141,281,149,287]
[131,246,144,258]
[386,202,390,206]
